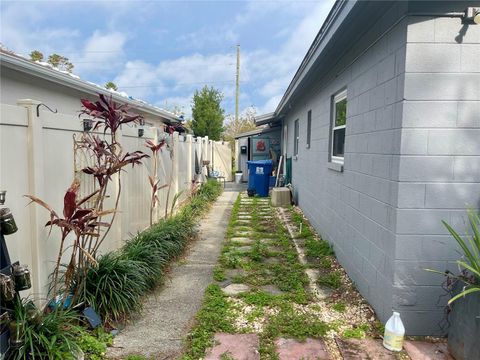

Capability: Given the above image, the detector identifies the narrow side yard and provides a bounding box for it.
[107,183,241,359]
[181,193,449,360]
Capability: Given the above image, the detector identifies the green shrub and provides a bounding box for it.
[78,332,107,360]
[11,299,81,360]
[83,252,149,323]
[82,180,222,324]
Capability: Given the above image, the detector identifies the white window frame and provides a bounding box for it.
[331,89,347,164]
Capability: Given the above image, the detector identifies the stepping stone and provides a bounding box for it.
[305,269,333,300]
[219,279,233,288]
[222,284,251,296]
[225,268,246,278]
[404,341,454,360]
[236,220,251,224]
[263,257,281,265]
[268,245,283,253]
[336,338,396,359]
[231,237,254,244]
[205,333,260,360]
[238,215,252,220]
[236,245,253,252]
[260,284,284,295]
[233,231,251,237]
[275,338,330,360]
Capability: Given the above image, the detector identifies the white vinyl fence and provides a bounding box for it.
[0,99,231,299]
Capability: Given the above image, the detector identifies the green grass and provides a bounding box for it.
[213,266,226,282]
[332,302,346,312]
[318,271,342,289]
[304,237,333,259]
[264,304,329,340]
[181,285,236,360]
[342,323,370,339]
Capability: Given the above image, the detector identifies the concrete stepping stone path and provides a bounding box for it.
[225,268,246,278]
[260,284,284,295]
[205,333,260,360]
[336,338,396,359]
[222,283,251,296]
[236,245,253,252]
[404,341,454,360]
[275,338,330,360]
[230,237,254,244]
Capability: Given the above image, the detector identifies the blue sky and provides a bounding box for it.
[0,0,334,118]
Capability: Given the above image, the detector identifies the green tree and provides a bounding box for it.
[105,81,118,91]
[29,50,44,62]
[191,86,225,140]
[47,53,74,72]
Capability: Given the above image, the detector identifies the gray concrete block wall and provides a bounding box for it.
[393,7,480,335]
[283,2,408,324]
[282,1,479,335]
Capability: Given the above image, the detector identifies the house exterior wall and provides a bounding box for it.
[283,1,408,327]
[393,9,480,334]
[282,1,479,335]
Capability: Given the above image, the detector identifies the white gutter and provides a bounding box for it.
[254,112,277,125]
[0,52,181,123]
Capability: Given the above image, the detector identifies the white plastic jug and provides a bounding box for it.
[383,311,405,352]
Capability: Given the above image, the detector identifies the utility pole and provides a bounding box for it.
[235,44,240,125]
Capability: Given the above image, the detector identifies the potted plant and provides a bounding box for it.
[431,210,480,360]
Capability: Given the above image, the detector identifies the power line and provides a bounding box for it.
[117,80,247,88]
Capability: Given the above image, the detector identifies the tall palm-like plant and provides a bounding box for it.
[429,210,480,304]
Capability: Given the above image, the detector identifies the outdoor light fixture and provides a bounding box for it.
[138,119,145,137]
[0,191,5,205]
[464,7,480,24]
[83,119,93,132]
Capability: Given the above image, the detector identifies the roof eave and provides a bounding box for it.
[254,111,280,126]
[0,53,180,123]
[274,0,356,116]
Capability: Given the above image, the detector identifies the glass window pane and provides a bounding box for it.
[294,119,299,155]
[335,98,347,127]
[307,110,311,147]
[332,128,345,157]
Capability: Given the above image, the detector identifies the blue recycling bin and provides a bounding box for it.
[247,160,273,197]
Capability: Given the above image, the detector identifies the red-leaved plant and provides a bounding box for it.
[27,94,149,304]
[145,137,168,225]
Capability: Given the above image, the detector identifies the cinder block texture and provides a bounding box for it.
[280,2,480,335]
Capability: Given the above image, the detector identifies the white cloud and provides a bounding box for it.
[73,31,127,74]
[112,0,335,116]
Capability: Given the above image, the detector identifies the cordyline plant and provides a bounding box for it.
[145,124,186,224]
[26,94,149,304]
[145,137,168,226]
